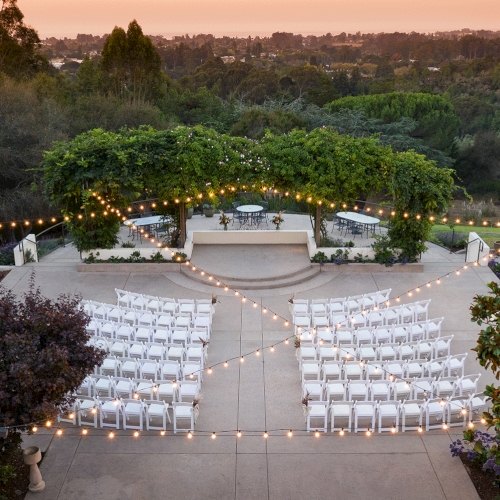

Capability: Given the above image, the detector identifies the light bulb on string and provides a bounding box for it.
[211,432,217,440]
[224,361,228,367]
[263,432,268,439]
[187,431,193,439]
[287,430,293,437]
[339,429,345,436]
[82,428,88,435]
[237,431,242,437]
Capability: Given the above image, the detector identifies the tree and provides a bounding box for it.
[0,274,105,430]
[325,92,461,152]
[99,20,162,103]
[0,0,47,77]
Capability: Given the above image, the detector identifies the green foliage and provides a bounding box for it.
[312,251,328,263]
[172,251,187,262]
[0,465,16,485]
[371,234,398,266]
[107,255,126,263]
[325,92,460,151]
[471,282,500,380]
[0,275,105,428]
[126,251,146,263]
[150,251,167,263]
[83,252,102,264]
[386,151,456,260]
[121,242,135,248]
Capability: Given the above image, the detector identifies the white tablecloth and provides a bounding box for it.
[335,212,380,226]
[236,205,264,214]
[124,215,172,227]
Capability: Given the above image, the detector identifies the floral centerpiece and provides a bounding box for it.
[271,211,284,230]
[192,395,201,421]
[219,211,230,231]
[211,292,217,305]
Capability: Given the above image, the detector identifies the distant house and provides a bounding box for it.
[221,56,236,64]
[427,67,439,72]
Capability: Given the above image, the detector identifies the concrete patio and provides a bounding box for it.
[0,226,494,500]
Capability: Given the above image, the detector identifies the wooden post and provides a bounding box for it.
[314,204,321,245]
[179,202,186,248]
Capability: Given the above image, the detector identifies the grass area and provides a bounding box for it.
[430,225,500,248]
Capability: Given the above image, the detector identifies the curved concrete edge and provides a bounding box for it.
[312,263,424,273]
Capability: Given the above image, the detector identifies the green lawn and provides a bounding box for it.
[430,225,500,248]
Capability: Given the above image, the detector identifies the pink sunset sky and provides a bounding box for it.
[19,0,500,38]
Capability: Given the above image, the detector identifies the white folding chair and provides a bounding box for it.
[146,342,166,361]
[119,357,139,378]
[354,401,377,433]
[98,396,122,429]
[348,380,370,401]
[128,340,146,359]
[144,400,171,430]
[322,361,343,381]
[329,297,346,314]
[447,396,469,427]
[405,359,427,379]
[326,380,348,401]
[446,353,467,377]
[181,361,203,384]
[159,360,181,381]
[155,312,173,329]
[112,376,135,399]
[336,328,355,345]
[355,328,373,345]
[400,399,424,432]
[468,394,488,424]
[393,379,413,401]
[178,299,195,315]
[302,380,325,401]
[311,299,328,315]
[374,326,393,344]
[378,401,400,432]
[291,299,308,315]
[115,288,130,308]
[398,341,419,361]
[301,360,322,381]
[196,299,215,316]
[412,377,435,400]
[155,379,177,402]
[115,323,134,342]
[177,380,200,402]
[426,318,444,339]
[434,376,459,398]
[330,401,353,432]
[378,343,399,361]
[457,374,481,397]
[425,356,448,378]
[109,339,127,358]
[122,398,145,430]
[293,313,311,334]
[306,401,329,432]
[92,374,114,397]
[138,359,159,379]
[135,326,152,343]
[423,398,446,431]
[135,378,156,399]
[166,343,186,363]
[160,298,177,315]
[415,300,431,321]
[370,380,393,401]
[434,335,454,358]
[76,396,99,428]
[343,361,364,380]
[173,402,196,433]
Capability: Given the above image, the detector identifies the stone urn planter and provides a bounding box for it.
[494,240,500,252]
[23,446,45,492]
[203,206,215,218]
[186,207,194,219]
[326,212,335,221]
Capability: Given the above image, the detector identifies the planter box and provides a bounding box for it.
[77,263,183,273]
[311,262,423,273]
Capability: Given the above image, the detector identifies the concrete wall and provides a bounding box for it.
[14,234,38,266]
[81,247,175,261]
[83,230,375,262]
[466,231,490,265]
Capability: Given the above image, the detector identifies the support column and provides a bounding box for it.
[179,202,186,248]
[314,204,321,245]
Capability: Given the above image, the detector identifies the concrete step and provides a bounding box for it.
[180,264,321,290]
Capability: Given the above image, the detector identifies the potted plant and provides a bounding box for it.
[186,206,194,219]
[326,212,335,221]
[203,204,215,217]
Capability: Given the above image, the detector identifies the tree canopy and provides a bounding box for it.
[325,92,461,152]
[42,124,456,259]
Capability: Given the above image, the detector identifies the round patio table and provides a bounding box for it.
[123,215,172,227]
[236,205,264,226]
[335,211,380,237]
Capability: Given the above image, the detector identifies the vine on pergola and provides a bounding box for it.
[42,125,456,259]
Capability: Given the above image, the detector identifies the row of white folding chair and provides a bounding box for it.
[88,319,209,343]
[333,321,444,345]
[308,394,487,433]
[328,302,431,329]
[115,289,215,316]
[292,290,392,317]
[86,308,211,333]
[305,373,478,404]
[59,395,196,432]
[94,346,206,378]
[297,340,456,368]
[81,373,201,401]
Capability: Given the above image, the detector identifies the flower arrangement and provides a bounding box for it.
[211,293,217,305]
[293,335,301,348]
[302,391,312,407]
[219,211,230,230]
[288,294,295,304]
[198,337,209,348]
[192,397,201,408]
[271,211,284,230]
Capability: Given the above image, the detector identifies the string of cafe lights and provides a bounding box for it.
[4,254,492,440]
[2,188,500,230]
